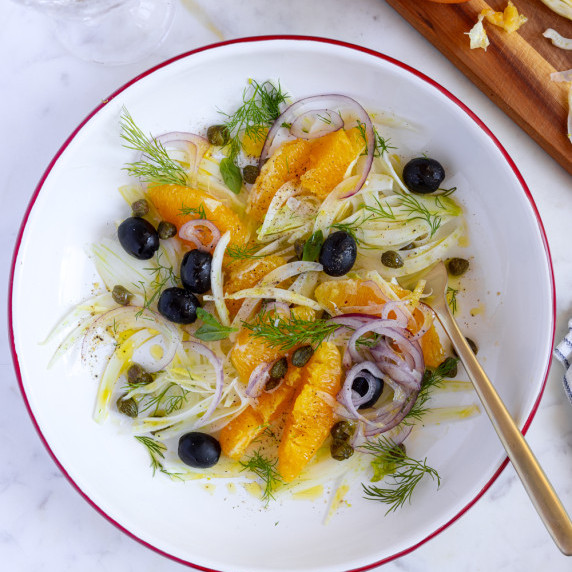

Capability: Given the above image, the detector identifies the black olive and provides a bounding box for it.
[131,199,150,217]
[330,440,354,461]
[381,250,404,269]
[243,164,260,184]
[352,375,384,409]
[403,157,445,194]
[118,217,160,260]
[330,420,355,442]
[318,231,357,277]
[178,431,221,468]
[207,124,230,146]
[158,287,199,324]
[292,345,314,368]
[447,257,470,276]
[112,285,133,306]
[116,395,138,418]
[157,221,177,239]
[180,250,212,294]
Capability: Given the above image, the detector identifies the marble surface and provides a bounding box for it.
[2,0,572,570]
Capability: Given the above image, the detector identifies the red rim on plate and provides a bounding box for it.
[8,35,555,572]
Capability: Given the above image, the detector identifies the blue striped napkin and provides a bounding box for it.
[554,319,572,404]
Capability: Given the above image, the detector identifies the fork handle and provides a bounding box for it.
[433,299,572,555]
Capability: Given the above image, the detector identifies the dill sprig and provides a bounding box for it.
[226,244,267,260]
[139,382,190,416]
[240,450,283,504]
[356,123,396,157]
[221,79,289,161]
[135,435,181,479]
[120,108,187,186]
[446,286,459,315]
[403,357,459,424]
[179,203,207,219]
[135,251,178,316]
[361,437,440,513]
[242,313,342,352]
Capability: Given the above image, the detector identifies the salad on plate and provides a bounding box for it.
[46,79,479,514]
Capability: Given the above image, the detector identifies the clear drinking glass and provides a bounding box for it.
[14,0,175,65]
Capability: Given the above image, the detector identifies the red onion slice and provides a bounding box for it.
[179,219,221,253]
[290,109,344,140]
[259,94,375,198]
[183,341,224,428]
[245,362,272,398]
[155,132,209,185]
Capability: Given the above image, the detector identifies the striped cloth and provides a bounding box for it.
[554,318,572,404]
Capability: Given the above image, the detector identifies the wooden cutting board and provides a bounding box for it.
[385,0,572,175]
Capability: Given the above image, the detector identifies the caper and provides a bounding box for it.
[440,356,458,378]
[116,395,138,418]
[330,440,354,461]
[264,377,281,391]
[330,420,355,442]
[243,164,260,184]
[294,239,305,259]
[400,242,415,251]
[292,345,314,368]
[207,124,230,146]
[447,257,470,276]
[157,221,177,239]
[131,199,149,217]
[381,250,404,269]
[452,337,478,357]
[127,363,153,386]
[112,284,133,306]
[269,357,288,381]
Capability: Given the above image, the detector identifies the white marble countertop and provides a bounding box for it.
[2,1,572,570]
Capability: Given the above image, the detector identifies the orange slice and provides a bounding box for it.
[278,341,342,483]
[299,128,364,199]
[147,184,248,247]
[247,138,312,221]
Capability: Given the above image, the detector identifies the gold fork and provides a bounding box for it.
[400,261,572,555]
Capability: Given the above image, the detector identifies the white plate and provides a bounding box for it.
[9,37,554,572]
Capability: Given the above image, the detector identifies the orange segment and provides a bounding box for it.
[242,129,268,157]
[247,139,312,221]
[230,306,316,384]
[299,128,364,199]
[146,184,248,247]
[278,342,342,483]
[315,278,386,315]
[315,278,445,369]
[224,255,286,318]
[219,366,306,460]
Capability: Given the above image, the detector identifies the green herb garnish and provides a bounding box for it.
[242,313,341,352]
[361,437,440,513]
[139,382,190,416]
[194,308,238,341]
[446,286,459,315]
[135,435,181,479]
[404,358,459,424]
[226,244,266,260]
[240,450,283,504]
[302,230,324,262]
[135,251,179,316]
[120,108,187,186]
[179,203,207,219]
[221,79,289,162]
[219,157,243,194]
